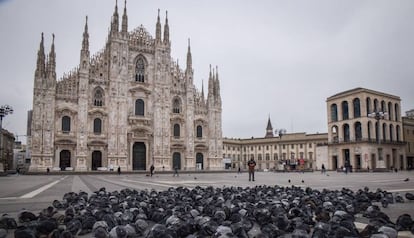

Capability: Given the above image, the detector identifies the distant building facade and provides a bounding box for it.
[0,129,15,171]
[327,88,406,171]
[403,109,414,169]
[13,141,27,171]
[223,118,328,171]
[29,3,222,172]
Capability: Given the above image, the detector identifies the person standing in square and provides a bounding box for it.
[247,158,256,181]
[150,164,155,177]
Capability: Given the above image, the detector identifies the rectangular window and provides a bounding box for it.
[300,144,303,149]
[291,144,294,149]
[283,145,286,149]
[309,143,312,148]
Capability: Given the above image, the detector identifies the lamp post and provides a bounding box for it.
[0,105,14,171]
[276,129,287,171]
[368,110,388,169]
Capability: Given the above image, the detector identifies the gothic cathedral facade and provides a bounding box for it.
[29,3,223,172]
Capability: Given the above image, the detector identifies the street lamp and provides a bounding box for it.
[368,110,388,168]
[275,129,287,170]
[0,105,14,171]
[276,129,286,139]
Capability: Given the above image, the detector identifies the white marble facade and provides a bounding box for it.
[29,3,223,172]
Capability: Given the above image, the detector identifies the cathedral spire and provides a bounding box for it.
[80,16,90,70]
[155,9,161,43]
[163,10,169,44]
[208,64,214,98]
[186,38,192,73]
[46,34,56,84]
[110,0,119,35]
[215,65,221,98]
[35,32,46,78]
[265,116,274,138]
[201,79,205,102]
[121,0,128,34]
[81,16,89,56]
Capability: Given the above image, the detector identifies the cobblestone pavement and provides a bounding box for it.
[0,170,413,236]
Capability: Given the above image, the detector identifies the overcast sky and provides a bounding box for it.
[1,0,414,143]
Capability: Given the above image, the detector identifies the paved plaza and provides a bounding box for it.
[0,171,414,236]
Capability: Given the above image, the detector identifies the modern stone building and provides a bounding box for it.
[326,88,406,171]
[223,118,328,171]
[29,2,222,172]
[402,109,414,169]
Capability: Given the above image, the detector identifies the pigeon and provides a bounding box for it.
[381,198,388,208]
[405,192,414,200]
[395,193,405,203]
[404,178,409,182]
[5,178,414,237]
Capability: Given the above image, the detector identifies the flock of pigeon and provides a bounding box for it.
[0,184,413,237]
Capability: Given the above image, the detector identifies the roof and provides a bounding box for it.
[327,87,401,101]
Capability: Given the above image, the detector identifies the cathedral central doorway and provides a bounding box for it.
[60,150,71,171]
[92,151,102,171]
[133,142,146,170]
[196,153,204,170]
[173,152,181,170]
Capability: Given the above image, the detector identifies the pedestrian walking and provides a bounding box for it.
[173,166,179,177]
[150,164,155,177]
[238,167,241,174]
[247,158,256,181]
[117,166,121,175]
[46,167,50,174]
[321,163,326,174]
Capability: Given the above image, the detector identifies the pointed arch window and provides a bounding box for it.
[62,116,71,133]
[196,125,203,138]
[93,87,104,106]
[173,124,180,137]
[135,99,144,116]
[93,118,102,134]
[135,57,145,82]
[173,98,181,114]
